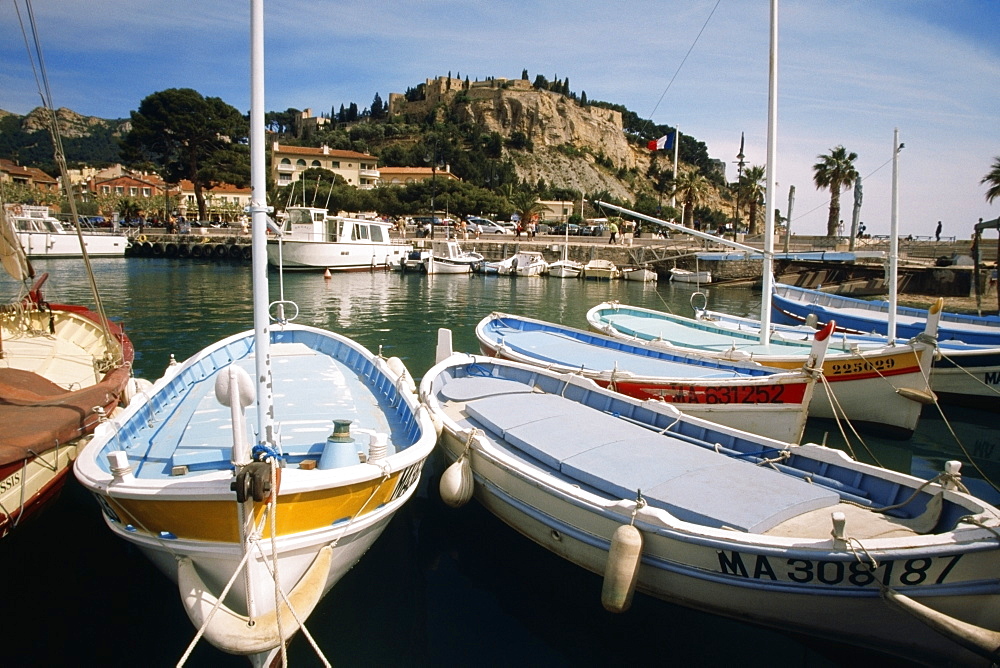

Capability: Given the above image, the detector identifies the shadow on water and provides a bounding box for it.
[0,260,977,665]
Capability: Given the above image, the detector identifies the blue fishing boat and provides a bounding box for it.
[773,282,1000,346]
[422,344,1000,665]
[475,311,831,442]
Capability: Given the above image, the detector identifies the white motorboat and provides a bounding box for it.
[267,205,411,271]
[3,204,127,258]
[669,267,711,284]
[495,250,548,277]
[621,266,658,282]
[422,240,484,274]
[582,259,620,281]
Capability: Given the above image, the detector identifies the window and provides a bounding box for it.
[330,161,340,168]
[101,186,110,194]
[370,226,385,243]
[279,173,291,183]
[280,158,291,165]
[296,159,306,168]
[142,187,151,197]
[311,160,321,168]
[130,187,138,196]
[115,186,124,194]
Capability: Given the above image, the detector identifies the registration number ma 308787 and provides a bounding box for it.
[717,550,964,588]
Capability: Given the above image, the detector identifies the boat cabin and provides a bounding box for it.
[5,205,67,234]
[282,206,392,244]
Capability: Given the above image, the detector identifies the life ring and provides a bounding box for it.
[136,234,147,243]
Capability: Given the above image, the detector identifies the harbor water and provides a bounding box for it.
[3,257,996,667]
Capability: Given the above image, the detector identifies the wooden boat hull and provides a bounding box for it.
[670,268,711,283]
[547,261,583,279]
[475,311,822,443]
[773,283,1000,346]
[74,324,436,655]
[421,355,1000,666]
[1,298,133,536]
[586,302,937,438]
[622,268,657,282]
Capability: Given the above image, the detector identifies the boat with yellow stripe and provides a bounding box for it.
[74,4,435,663]
[586,300,940,438]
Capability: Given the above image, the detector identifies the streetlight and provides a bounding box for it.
[733,132,745,241]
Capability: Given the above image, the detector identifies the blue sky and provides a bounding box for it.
[2,0,998,237]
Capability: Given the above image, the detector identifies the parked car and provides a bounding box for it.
[552,223,582,236]
[477,222,509,235]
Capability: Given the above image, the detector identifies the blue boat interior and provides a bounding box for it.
[98,327,423,478]
[483,315,775,378]
[437,361,968,534]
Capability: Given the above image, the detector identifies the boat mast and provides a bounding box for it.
[761,0,778,346]
[888,128,901,341]
[249,0,274,448]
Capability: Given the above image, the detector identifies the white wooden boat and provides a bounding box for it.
[421,346,1000,665]
[586,300,940,438]
[422,240,484,274]
[773,282,1000,346]
[495,250,548,277]
[1,272,137,537]
[669,267,711,284]
[621,266,658,282]
[475,311,832,442]
[686,304,1000,412]
[547,259,584,278]
[3,204,127,258]
[267,205,411,271]
[582,259,619,281]
[74,7,436,663]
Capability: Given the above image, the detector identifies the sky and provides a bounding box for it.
[2,0,998,237]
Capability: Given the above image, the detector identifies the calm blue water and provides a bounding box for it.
[4,257,994,666]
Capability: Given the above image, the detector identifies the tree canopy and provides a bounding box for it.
[813,145,858,237]
[121,88,249,220]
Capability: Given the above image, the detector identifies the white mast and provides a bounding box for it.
[250,0,274,446]
[671,127,680,210]
[888,128,901,341]
[761,0,778,346]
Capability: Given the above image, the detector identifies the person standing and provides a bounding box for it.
[935,220,942,241]
[607,219,619,244]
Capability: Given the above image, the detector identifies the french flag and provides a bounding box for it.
[647,131,675,151]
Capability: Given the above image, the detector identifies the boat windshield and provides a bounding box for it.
[287,208,314,225]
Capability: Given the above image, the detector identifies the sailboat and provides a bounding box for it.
[73,2,436,663]
[548,223,583,278]
[1,210,137,537]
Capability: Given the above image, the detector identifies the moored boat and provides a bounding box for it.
[421,349,1000,665]
[669,267,711,284]
[495,250,548,277]
[621,266,657,282]
[586,300,940,438]
[0,272,136,537]
[73,6,436,663]
[422,240,484,274]
[266,205,411,271]
[547,259,584,279]
[773,282,1000,346]
[3,204,127,258]
[474,311,831,442]
[582,258,619,281]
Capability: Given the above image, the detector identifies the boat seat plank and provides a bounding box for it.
[439,375,535,402]
[493,329,744,379]
[465,388,838,533]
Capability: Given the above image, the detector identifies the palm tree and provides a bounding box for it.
[510,190,545,230]
[813,146,859,237]
[981,156,1000,203]
[673,170,709,228]
[740,165,766,235]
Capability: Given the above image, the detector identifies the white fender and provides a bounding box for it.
[882,588,1000,662]
[178,545,333,655]
[439,454,473,508]
[601,524,643,613]
[122,377,154,407]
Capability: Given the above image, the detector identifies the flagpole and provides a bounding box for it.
[671,128,679,210]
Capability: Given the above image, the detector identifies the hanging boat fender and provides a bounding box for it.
[122,377,154,406]
[439,452,473,508]
[881,588,1000,662]
[601,523,643,613]
[385,356,416,393]
[177,545,333,655]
